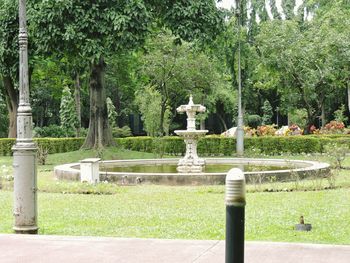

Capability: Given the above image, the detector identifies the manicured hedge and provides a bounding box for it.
[116,136,155,153]
[0,138,85,156]
[244,136,325,155]
[35,138,85,154]
[1,135,349,157]
[116,135,349,156]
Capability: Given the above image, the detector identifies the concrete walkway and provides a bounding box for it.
[0,234,349,263]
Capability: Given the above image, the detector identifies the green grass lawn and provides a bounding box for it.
[1,147,350,244]
[1,187,349,244]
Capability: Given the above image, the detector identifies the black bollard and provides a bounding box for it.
[225,168,246,263]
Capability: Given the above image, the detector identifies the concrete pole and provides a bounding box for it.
[235,0,244,156]
[12,0,38,234]
[225,168,246,263]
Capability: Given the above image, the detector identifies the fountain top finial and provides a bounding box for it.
[176,95,206,114]
[189,94,194,106]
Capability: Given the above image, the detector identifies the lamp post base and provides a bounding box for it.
[13,226,39,234]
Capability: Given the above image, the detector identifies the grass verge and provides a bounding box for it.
[0,187,349,244]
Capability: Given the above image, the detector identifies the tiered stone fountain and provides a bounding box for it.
[174,95,208,173]
[55,95,330,185]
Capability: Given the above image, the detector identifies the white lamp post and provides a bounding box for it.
[12,0,38,234]
[235,0,244,156]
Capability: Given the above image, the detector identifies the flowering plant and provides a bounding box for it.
[244,126,257,137]
[321,121,345,134]
[286,124,302,135]
[256,125,277,136]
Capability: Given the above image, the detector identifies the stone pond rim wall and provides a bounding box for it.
[54,158,330,186]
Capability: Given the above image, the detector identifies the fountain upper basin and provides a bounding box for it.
[174,130,208,136]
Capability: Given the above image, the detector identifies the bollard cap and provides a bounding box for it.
[225,168,246,206]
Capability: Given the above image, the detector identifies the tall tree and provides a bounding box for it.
[281,0,296,20]
[60,86,78,136]
[256,2,350,130]
[135,85,171,137]
[140,32,227,135]
[0,0,19,138]
[105,52,140,128]
[0,83,9,137]
[269,0,282,20]
[31,0,223,148]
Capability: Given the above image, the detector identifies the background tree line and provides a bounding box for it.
[0,0,349,148]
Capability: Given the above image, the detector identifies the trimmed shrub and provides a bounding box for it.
[0,139,16,156]
[161,137,185,156]
[112,126,132,138]
[116,136,154,152]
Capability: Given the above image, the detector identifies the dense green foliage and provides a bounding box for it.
[31,57,75,128]
[0,0,18,78]
[34,125,80,138]
[135,85,171,136]
[256,1,350,128]
[1,1,350,144]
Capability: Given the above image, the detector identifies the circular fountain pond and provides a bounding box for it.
[54,158,330,186]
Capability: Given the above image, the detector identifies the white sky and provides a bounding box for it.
[217,0,304,19]
[216,0,235,10]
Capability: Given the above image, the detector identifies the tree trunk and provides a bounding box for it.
[115,89,122,127]
[347,83,350,113]
[82,58,114,149]
[74,73,81,137]
[159,99,166,136]
[321,103,326,128]
[200,97,206,130]
[305,108,316,134]
[2,76,18,138]
[216,113,228,132]
[287,111,291,126]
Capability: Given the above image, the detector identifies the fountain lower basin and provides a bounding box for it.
[54,158,330,186]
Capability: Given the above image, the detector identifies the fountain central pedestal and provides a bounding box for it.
[175,95,208,173]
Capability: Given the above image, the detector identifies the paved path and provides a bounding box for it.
[1,234,350,263]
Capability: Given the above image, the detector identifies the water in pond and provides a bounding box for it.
[101,164,290,173]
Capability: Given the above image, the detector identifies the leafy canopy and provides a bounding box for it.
[30,0,224,63]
